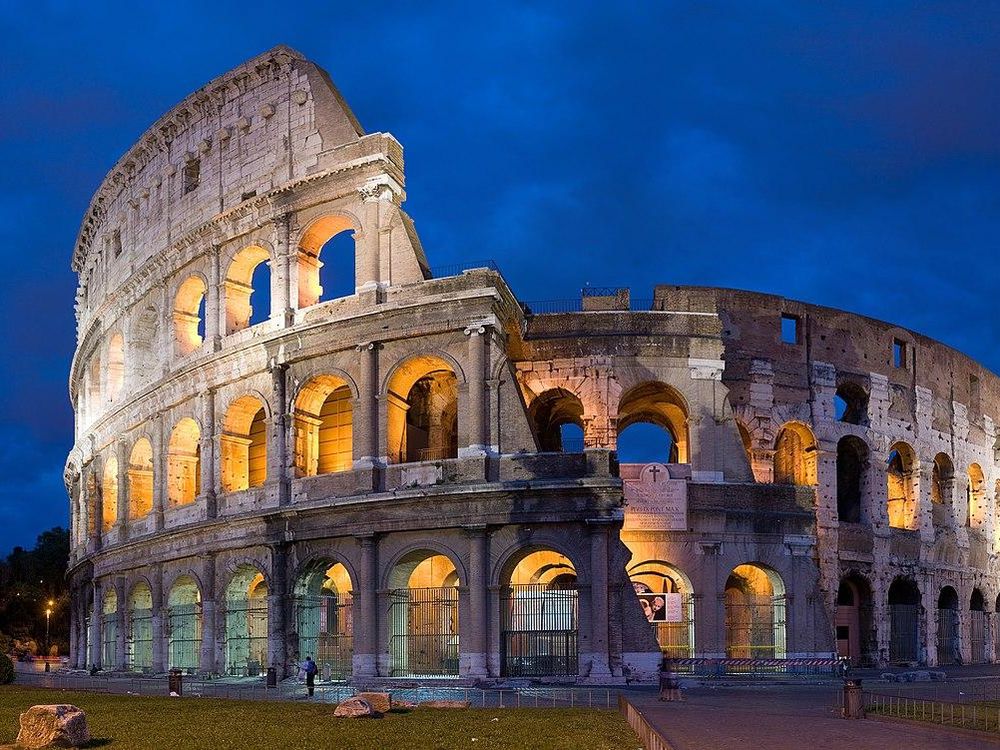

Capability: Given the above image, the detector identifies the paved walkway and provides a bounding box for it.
[633,684,1000,750]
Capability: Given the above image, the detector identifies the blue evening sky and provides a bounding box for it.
[1,1,998,548]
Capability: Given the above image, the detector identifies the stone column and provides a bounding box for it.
[353,342,380,469]
[116,441,129,540]
[207,244,222,351]
[69,591,79,667]
[269,363,290,506]
[152,414,165,531]
[461,325,488,457]
[270,213,294,326]
[586,521,613,679]
[353,534,378,677]
[200,388,217,518]
[115,577,127,670]
[200,554,217,674]
[463,526,488,677]
[357,186,382,291]
[150,566,165,672]
[89,582,101,669]
[267,545,289,677]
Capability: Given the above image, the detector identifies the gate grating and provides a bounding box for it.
[168,603,202,672]
[937,608,958,665]
[389,587,459,677]
[724,595,786,658]
[501,583,579,677]
[225,599,268,676]
[295,593,353,679]
[970,610,987,664]
[127,608,153,671]
[889,604,918,662]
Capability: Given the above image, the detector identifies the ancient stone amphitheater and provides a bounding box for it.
[65,47,999,684]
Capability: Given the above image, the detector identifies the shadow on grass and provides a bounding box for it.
[83,739,113,747]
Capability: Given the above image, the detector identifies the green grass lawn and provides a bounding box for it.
[0,687,638,749]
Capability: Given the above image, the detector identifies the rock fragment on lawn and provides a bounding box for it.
[15,705,90,749]
[419,700,472,708]
[357,692,392,713]
[334,697,380,718]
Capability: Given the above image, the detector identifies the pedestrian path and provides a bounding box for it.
[633,684,1000,750]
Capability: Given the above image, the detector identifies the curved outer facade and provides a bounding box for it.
[66,47,1000,683]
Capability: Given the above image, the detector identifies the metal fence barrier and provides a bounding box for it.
[863,690,1000,734]
[618,695,672,750]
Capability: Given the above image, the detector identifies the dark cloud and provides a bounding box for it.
[0,1,998,548]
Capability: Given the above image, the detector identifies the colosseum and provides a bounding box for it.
[65,46,1000,685]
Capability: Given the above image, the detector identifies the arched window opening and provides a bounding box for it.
[931,453,954,505]
[834,382,868,425]
[173,276,207,356]
[224,246,271,334]
[127,438,153,520]
[386,356,458,464]
[221,396,267,492]
[387,551,460,677]
[628,560,694,659]
[294,561,353,679]
[529,389,585,452]
[500,549,578,677]
[970,589,987,665]
[967,463,986,528]
[107,333,124,403]
[298,215,356,308]
[127,582,153,672]
[886,443,918,530]
[101,589,118,669]
[102,456,118,532]
[773,423,817,486]
[835,575,873,666]
[836,436,868,524]
[887,578,920,663]
[937,586,960,665]
[617,382,689,463]
[724,564,786,658]
[168,576,202,672]
[132,307,159,390]
[225,567,268,676]
[167,418,201,506]
[293,375,353,476]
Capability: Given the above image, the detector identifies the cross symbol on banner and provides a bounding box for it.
[648,465,662,482]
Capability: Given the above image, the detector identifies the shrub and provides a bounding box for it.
[0,653,15,685]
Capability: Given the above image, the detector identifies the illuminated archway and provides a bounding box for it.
[724,564,786,658]
[931,453,955,505]
[126,582,153,671]
[627,560,694,658]
[773,423,817,486]
[107,333,124,403]
[168,576,202,672]
[101,588,118,668]
[127,438,153,520]
[167,418,201,506]
[886,442,918,530]
[221,396,267,492]
[386,355,459,464]
[617,382,689,463]
[173,275,207,355]
[102,456,118,532]
[224,566,268,675]
[224,245,271,334]
[294,560,353,679]
[297,215,357,307]
[293,375,353,476]
[387,551,460,676]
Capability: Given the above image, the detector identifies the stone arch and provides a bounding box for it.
[970,587,988,664]
[167,417,201,506]
[292,373,354,476]
[220,394,268,492]
[127,437,153,520]
[528,388,585,452]
[616,381,689,463]
[773,422,817,486]
[724,562,787,659]
[167,575,202,671]
[967,463,986,528]
[888,577,921,663]
[835,573,874,666]
[384,353,461,464]
[937,585,960,665]
[126,580,153,671]
[292,557,355,679]
[296,213,361,307]
[101,587,119,668]
[224,563,269,675]
[931,453,955,505]
[834,381,869,425]
[102,455,118,532]
[887,442,918,530]
[106,332,125,403]
[836,435,869,524]
[627,559,695,658]
[224,244,272,334]
[173,274,207,356]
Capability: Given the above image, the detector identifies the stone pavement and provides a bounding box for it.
[633,684,1000,750]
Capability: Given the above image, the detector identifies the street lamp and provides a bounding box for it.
[45,601,54,659]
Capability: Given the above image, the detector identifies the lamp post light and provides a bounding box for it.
[45,600,54,661]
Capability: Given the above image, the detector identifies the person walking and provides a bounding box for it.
[303,656,318,697]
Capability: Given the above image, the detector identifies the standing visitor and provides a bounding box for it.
[303,656,318,697]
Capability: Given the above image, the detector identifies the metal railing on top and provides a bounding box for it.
[521,298,663,314]
[428,260,502,279]
[862,690,1000,734]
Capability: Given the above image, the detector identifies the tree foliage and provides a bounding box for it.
[0,528,69,656]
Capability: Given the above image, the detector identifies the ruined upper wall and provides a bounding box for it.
[72,46,377,327]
